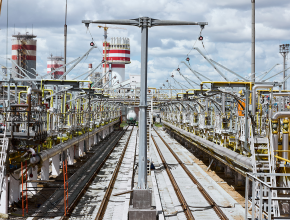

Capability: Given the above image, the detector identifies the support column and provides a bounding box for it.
[137,21,148,189]
[235,173,245,186]
[224,166,232,178]
[89,136,93,149]
[84,140,87,153]
[52,154,60,176]
[94,133,97,145]
[68,146,74,165]
[74,145,80,159]
[0,176,8,215]
[9,172,20,204]
[41,159,49,180]
[27,166,38,195]
[79,141,84,156]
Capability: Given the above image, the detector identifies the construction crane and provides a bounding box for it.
[98,25,126,84]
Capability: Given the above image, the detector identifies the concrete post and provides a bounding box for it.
[224,166,232,178]
[9,173,20,204]
[52,154,60,176]
[90,136,93,149]
[28,166,38,194]
[94,133,97,145]
[235,173,245,186]
[84,140,87,153]
[68,146,74,165]
[79,141,84,156]
[74,145,80,159]
[0,176,8,214]
[41,159,50,180]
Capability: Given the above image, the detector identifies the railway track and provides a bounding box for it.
[152,127,229,220]
[69,126,137,220]
[29,126,134,219]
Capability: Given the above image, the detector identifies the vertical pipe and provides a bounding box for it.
[244,90,249,152]
[138,20,148,189]
[27,87,32,137]
[14,84,17,103]
[252,177,255,220]
[282,133,289,160]
[279,85,282,112]
[245,175,249,219]
[268,187,272,220]
[251,0,255,82]
[63,160,66,216]
[21,162,24,217]
[222,93,225,114]
[64,0,67,78]
[283,53,286,90]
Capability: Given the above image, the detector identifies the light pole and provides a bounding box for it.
[82,17,208,189]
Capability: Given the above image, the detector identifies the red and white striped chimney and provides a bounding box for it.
[103,37,130,86]
[47,56,64,79]
[11,33,37,79]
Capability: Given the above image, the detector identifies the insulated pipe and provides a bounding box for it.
[163,121,252,170]
[272,112,290,160]
[272,112,290,120]
[252,85,273,116]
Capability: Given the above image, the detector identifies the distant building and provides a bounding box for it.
[47,56,64,79]
[11,33,37,79]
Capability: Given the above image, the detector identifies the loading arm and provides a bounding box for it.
[193,47,229,81]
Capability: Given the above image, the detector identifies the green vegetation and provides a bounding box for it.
[154,123,162,127]
[120,122,128,127]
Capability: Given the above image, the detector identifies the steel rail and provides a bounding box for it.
[60,126,131,219]
[95,126,134,219]
[153,128,229,220]
[151,134,195,220]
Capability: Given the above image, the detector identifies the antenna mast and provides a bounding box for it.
[64,0,67,78]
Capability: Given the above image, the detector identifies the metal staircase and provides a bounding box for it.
[0,133,8,200]
[249,118,280,218]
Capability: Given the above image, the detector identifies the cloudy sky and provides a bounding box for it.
[0,0,290,89]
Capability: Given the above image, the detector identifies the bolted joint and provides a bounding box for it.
[138,17,152,27]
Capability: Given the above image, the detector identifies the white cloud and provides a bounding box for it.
[0,0,289,88]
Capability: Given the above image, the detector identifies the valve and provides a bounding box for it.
[272,120,278,134]
[283,118,289,134]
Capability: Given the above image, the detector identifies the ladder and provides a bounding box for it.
[0,137,8,200]
[249,118,279,218]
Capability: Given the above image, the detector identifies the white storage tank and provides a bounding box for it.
[127,110,137,125]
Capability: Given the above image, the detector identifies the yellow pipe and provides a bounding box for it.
[18,91,27,104]
[41,79,92,83]
[64,91,67,126]
[67,93,72,126]
[275,155,290,163]
[186,89,209,92]
[44,89,54,108]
